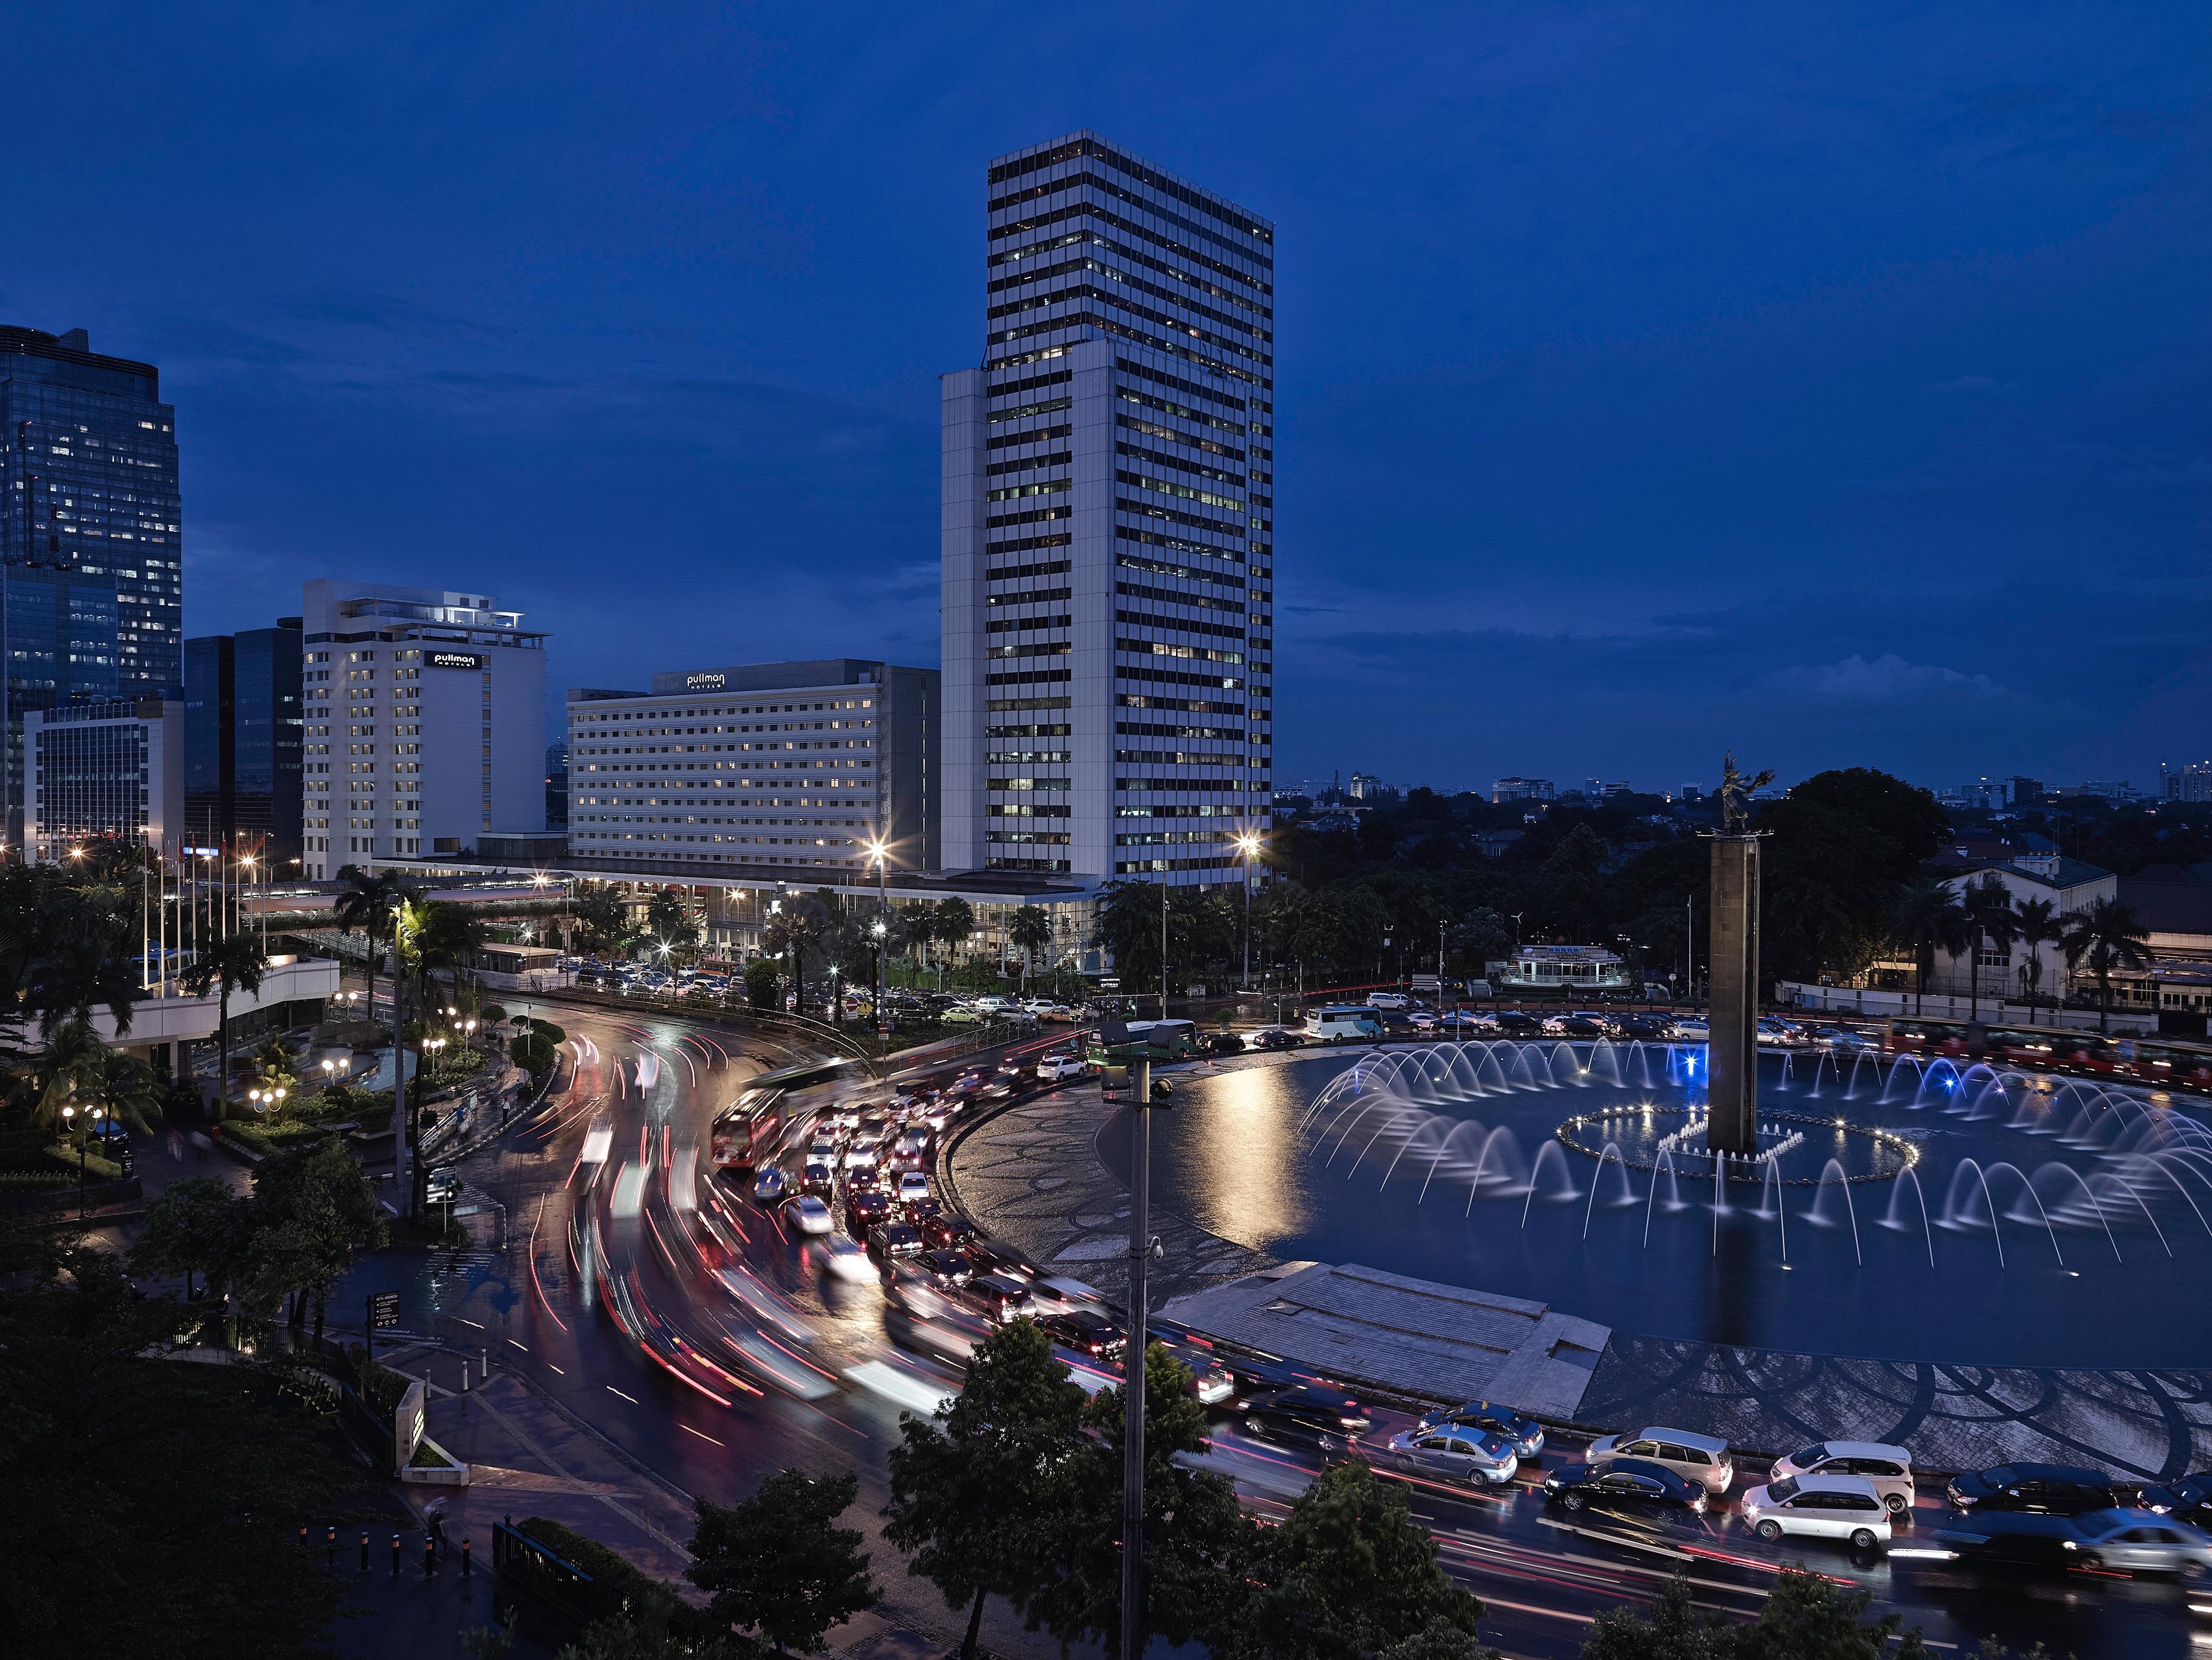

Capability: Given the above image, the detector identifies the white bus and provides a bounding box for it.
[1304,1005,1384,1044]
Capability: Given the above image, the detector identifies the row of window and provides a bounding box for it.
[987,310,1266,390]
[988,395,1072,424]
[985,610,1072,632]
[987,139,1273,246]
[991,287,1267,368]
[987,255,1263,341]
[988,197,1269,296]
[986,586,1071,608]
[986,422,1072,451]
[1116,411,1241,461]
[1118,607,1244,641]
[991,227,1268,317]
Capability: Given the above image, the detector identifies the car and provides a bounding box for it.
[1945,1463,2124,1515]
[887,1132,929,1172]
[1769,1441,1915,1515]
[1811,1026,1877,1053]
[917,1247,975,1284]
[965,1271,1036,1324]
[943,1007,983,1025]
[1668,1017,1711,1041]
[2069,1509,2212,1576]
[846,1188,893,1234]
[1543,1458,1709,1516]
[1037,1053,1087,1083]
[1435,1011,1491,1035]
[1231,1385,1373,1450]
[1200,1030,1249,1056]
[752,1166,788,1202]
[1413,1401,1546,1459]
[1739,1474,1892,1550]
[1615,1016,1667,1041]
[1366,992,1410,1011]
[844,1137,882,1172]
[1364,1426,1519,1488]
[1587,1427,1734,1494]
[919,1212,979,1251]
[815,1232,878,1283]
[1249,1027,1305,1050]
[799,1161,837,1197]
[895,1171,933,1207]
[2142,1472,2212,1528]
[806,1137,839,1165]
[1038,1308,1127,1361]
[1556,1016,1609,1039]
[1491,1011,1545,1037]
[425,1169,463,1204]
[1924,1510,2088,1567]
[867,1220,925,1262]
[784,1194,834,1235]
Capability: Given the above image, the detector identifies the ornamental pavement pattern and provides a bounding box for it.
[939,1085,1281,1310]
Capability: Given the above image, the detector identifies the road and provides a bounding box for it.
[335,998,2212,1659]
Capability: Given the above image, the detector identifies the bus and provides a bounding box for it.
[1304,1005,1383,1044]
[1087,1018,1199,1065]
[709,1055,865,1169]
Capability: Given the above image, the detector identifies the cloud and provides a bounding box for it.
[1769,653,1999,700]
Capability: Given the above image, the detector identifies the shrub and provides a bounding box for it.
[519,1516,686,1626]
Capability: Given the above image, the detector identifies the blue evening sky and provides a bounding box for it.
[5,4,2205,794]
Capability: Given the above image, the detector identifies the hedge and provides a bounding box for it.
[518,1516,686,1624]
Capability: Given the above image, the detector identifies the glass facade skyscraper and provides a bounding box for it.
[184,621,305,865]
[1,325,183,846]
[939,134,1274,884]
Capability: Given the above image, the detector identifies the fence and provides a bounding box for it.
[1775,980,2154,1033]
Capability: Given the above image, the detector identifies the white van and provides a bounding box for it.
[1739,1474,1892,1550]
[1587,1426,1735,1494]
[1768,1441,1916,1515]
[1365,991,1410,1011]
[1304,1006,1384,1044]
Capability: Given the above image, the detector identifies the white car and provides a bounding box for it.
[1769,1441,1916,1515]
[1036,1054,1086,1083]
[1365,992,1410,1011]
[1587,1427,1734,1494]
[786,1194,835,1235]
[844,1137,882,1171]
[1739,1474,1892,1551]
[1669,1017,1711,1041]
[895,1171,932,1207]
[2071,1510,2212,1575]
[815,1232,877,1283]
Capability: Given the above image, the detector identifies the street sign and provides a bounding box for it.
[369,1291,400,1329]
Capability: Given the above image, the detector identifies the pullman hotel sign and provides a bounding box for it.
[429,651,487,671]
[685,672,727,692]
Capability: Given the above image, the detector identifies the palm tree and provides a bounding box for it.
[896,907,937,989]
[1009,906,1053,996]
[394,899,485,1212]
[764,896,833,1017]
[2014,898,2062,1026]
[183,930,271,1116]
[1894,876,1970,1016]
[334,865,407,1033]
[1960,877,2020,1022]
[2062,897,2153,1034]
[933,898,976,991]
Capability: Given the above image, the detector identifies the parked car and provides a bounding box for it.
[1544,1458,1709,1517]
[1945,1463,2126,1515]
[784,1194,834,1235]
[1556,1016,1609,1039]
[1812,1026,1878,1053]
[1587,1427,1734,1494]
[1491,1011,1545,1037]
[1738,1474,1892,1550]
[1769,1441,1915,1515]
[2141,1472,2212,1528]
[1413,1400,1546,1459]
[1615,1016,1667,1041]
[1668,1017,1711,1041]
[1366,992,1410,1011]
[1363,1426,1519,1488]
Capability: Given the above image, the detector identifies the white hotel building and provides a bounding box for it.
[564,659,939,876]
[299,580,547,878]
[940,132,1274,885]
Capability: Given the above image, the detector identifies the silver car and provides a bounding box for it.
[1366,1427,1519,1488]
[1588,1426,1734,1494]
[2071,1510,2212,1576]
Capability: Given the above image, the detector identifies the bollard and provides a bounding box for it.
[327,1525,337,1565]
[391,1534,402,1576]
[424,1537,435,1578]
[299,1524,309,1548]
[461,1538,472,1578]
[481,1346,490,1384]
[361,1531,370,1570]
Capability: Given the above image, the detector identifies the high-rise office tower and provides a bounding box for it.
[940,134,1274,884]
[1,326,184,845]
[298,580,546,878]
[184,619,305,866]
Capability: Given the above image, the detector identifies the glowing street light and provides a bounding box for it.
[1234,830,1264,990]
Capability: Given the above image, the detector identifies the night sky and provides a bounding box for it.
[5,5,2204,795]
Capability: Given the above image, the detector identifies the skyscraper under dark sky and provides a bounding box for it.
[939,134,1275,885]
[1,325,184,843]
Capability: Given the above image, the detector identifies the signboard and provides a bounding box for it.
[369,1290,401,1329]
[428,651,487,671]
[685,671,727,692]
[394,1378,426,1473]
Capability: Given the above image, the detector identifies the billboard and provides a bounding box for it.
[429,651,487,671]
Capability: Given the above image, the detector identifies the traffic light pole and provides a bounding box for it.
[1121,1055,1153,1660]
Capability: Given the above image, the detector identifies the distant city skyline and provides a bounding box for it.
[3,6,2202,793]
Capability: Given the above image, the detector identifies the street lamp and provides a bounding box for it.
[1234,830,1263,991]
[60,1104,86,1217]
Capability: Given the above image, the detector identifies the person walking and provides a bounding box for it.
[426,1498,450,1561]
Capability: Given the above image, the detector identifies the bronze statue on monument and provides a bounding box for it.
[1717,752,1775,836]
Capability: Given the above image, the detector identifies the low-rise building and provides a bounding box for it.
[25,697,183,862]
[1487,944,1632,992]
[1491,776,1554,804]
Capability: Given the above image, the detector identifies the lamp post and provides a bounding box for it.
[828,964,841,1028]
[61,1104,86,1218]
[1234,831,1262,991]
[867,837,891,1040]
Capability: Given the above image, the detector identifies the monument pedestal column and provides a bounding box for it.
[1707,834,1761,1157]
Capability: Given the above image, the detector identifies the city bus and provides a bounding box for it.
[709,1055,865,1170]
[1086,1018,1199,1065]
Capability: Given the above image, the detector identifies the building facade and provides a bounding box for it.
[184,621,304,866]
[299,581,546,878]
[566,659,939,876]
[940,132,1274,885]
[24,697,182,861]
[1,326,184,846]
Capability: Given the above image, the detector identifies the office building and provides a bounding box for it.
[2,326,184,845]
[298,581,547,878]
[2162,763,2211,804]
[939,133,1273,884]
[24,697,182,862]
[546,739,570,827]
[566,659,939,875]
[184,620,304,866]
[1491,776,1554,804]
